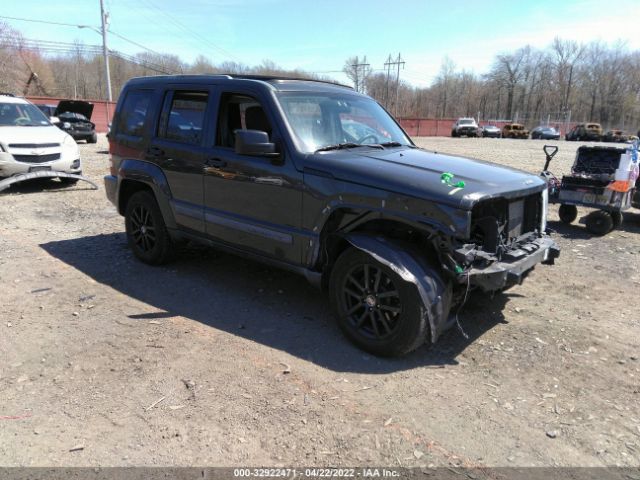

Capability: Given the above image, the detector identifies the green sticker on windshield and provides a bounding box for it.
[441,172,465,188]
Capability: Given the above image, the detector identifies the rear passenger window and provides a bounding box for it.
[119,90,151,137]
[161,91,208,145]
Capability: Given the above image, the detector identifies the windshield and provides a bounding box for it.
[0,102,51,127]
[459,119,474,125]
[276,92,411,153]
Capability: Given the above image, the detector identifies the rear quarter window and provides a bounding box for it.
[118,90,152,137]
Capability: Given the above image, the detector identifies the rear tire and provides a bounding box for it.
[585,210,613,235]
[329,248,432,357]
[611,211,623,229]
[124,191,173,265]
[87,132,98,144]
[558,204,578,224]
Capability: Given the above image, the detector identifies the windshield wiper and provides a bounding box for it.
[315,142,380,152]
[378,141,418,149]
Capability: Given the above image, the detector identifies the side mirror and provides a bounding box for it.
[235,129,279,158]
[49,116,60,125]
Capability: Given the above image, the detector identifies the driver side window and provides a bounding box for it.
[216,93,272,148]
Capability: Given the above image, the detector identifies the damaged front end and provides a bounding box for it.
[447,189,559,292]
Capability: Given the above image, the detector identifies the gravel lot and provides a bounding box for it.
[1,135,639,467]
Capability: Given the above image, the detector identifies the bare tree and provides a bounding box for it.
[343,55,370,93]
[551,38,585,113]
[489,46,530,119]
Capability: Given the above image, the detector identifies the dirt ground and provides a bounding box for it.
[1,136,639,468]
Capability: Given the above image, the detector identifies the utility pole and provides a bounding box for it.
[384,54,393,109]
[393,52,405,117]
[351,56,370,94]
[99,0,112,102]
[384,53,405,115]
[353,56,359,93]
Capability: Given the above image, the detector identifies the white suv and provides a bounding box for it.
[0,94,81,183]
[451,117,479,137]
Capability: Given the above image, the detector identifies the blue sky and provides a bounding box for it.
[2,0,638,87]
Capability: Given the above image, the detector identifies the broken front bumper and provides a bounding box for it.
[0,152,80,178]
[464,236,560,292]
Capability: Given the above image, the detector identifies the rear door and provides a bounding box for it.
[146,86,214,234]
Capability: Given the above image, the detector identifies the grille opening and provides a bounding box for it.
[471,198,507,254]
[8,143,60,148]
[13,153,61,163]
[471,194,541,256]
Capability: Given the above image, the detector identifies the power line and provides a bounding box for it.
[0,14,169,59]
[136,0,240,63]
[1,35,176,74]
[0,14,86,28]
[108,30,162,56]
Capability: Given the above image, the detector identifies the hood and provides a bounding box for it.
[55,100,94,120]
[304,147,545,210]
[0,125,69,147]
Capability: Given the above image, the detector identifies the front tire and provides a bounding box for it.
[558,204,578,224]
[124,191,173,265]
[87,132,98,144]
[329,248,431,357]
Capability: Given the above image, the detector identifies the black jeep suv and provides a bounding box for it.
[105,75,559,356]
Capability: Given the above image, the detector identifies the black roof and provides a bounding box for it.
[126,74,354,92]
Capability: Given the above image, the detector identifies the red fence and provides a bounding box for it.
[26,96,116,133]
[23,97,579,138]
[398,118,457,137]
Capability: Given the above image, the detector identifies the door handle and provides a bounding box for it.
[146,146,165,158]
[205,158,227,168]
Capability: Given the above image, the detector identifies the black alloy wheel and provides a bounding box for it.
[124,191,173,265]
[130,203,157,254]
[341,263,402,340]
[329,248,434,357]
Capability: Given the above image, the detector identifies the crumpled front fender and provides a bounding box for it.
[343,233,452,343]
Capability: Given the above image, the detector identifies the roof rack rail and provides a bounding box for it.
[226,74,352,89]
[0,92,16,97]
